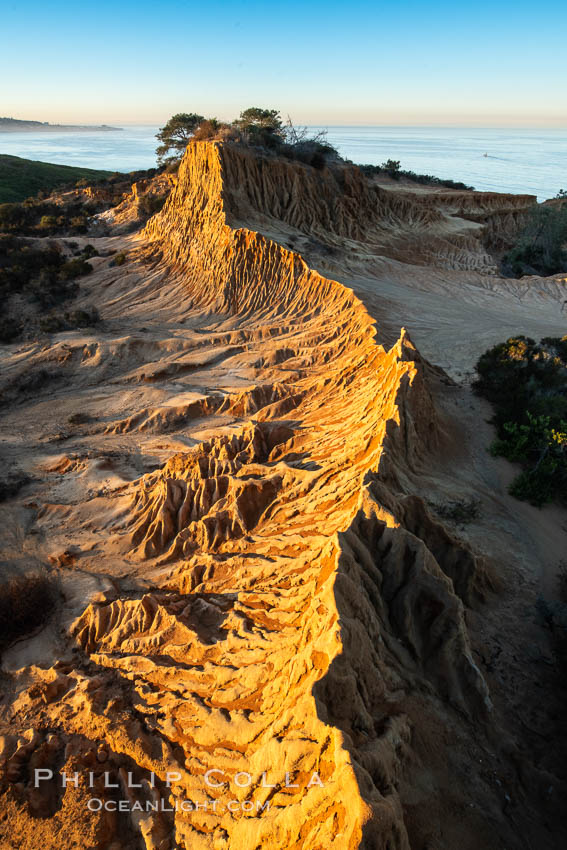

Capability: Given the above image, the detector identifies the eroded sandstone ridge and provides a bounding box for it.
[1,142,565,850]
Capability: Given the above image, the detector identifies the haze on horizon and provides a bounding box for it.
[2,0,566,128]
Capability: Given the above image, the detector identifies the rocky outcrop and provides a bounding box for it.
[0,143,494,849]
[99,172,176,232]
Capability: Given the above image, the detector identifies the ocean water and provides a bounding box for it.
[0,125,565,201]
[0,125,160,175]
[319,126,567,201]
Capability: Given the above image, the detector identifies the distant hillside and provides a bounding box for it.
[0,117,121,132]
[0,154,114,203]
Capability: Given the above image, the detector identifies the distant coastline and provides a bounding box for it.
[0,117,122,133]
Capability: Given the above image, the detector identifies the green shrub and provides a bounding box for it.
[139,194,167,217]
[40,305,100,334]
[234,107,285,149]
[69,215,88,233]
[0,237,97,340]
[156,113,205,165]
[309,151,326,170]
[27,269,79,310]
[0,200,75,235]
[475,336,567,506]
[501,202,567,277]
[68,411,91,425]
[1,237,66,299]
[278,138,338,170]
[111,251,127,266]
[39,314,67,333]
[67,306,100,327]
[191,118,226,142]
[59,258,93,280]
[433,497,481,525]
[542,334,567,362]
[0,203,27,230]
[358,162,473,190]
[381,159,401,178]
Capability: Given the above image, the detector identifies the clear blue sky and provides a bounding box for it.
[2,0,566,126]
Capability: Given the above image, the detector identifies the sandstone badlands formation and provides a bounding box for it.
[0,141,566,849]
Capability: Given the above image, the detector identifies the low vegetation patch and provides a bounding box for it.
[39,305,100,334]
[0,235,95,342]
[156,108,339,170]
[68,411,91,426]
[139,193,167,217]
[501,198,567,277]
[0,197,98,235]
[359,159,474,190]
[0,571,58,653]
[474,336,567,505]
[0,235,91,302]
[432,497,481,525]
[0,165,163,236]
[110,251,127,267]
[0,154,113,204]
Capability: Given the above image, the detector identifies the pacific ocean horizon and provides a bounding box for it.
[0,124,565,201]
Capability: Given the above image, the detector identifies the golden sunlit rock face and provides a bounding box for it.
[1,142,564,849]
